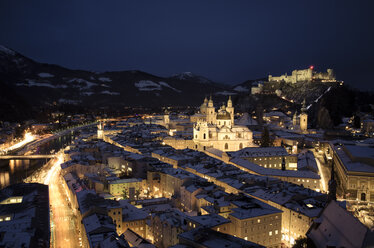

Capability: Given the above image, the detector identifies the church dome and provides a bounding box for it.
[216,110,231,120]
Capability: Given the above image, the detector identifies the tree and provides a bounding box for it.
[122,188,129,199]
[353,115,361,129]
[261,127,271,147]
[292,237,316,248]
[135,189,141,200]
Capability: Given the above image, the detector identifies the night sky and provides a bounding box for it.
[1,1,374,90]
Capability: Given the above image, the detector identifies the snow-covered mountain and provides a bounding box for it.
[0,45,229,108]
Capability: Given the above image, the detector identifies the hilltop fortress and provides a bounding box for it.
[268,66,337,84]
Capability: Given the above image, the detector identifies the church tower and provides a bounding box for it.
[292,111,298,127]
[226,96,235,124]
[97,121,104,139]
[300,99,308,132]
[206,96,216,124]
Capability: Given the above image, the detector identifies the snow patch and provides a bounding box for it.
[134,80,162,91]
[159,81,181,93]
[82,92,94,96]
[38,72,54,78]
[101,91,120,95]
[215,91,237,96]
[98,77,112,82]
[172,72,211,84]
[306,86,332,110]
[59,98,80,104]
[16,80,67,88]
[67,78,98,89]
[233,85,249,92]
[0,45,15,55]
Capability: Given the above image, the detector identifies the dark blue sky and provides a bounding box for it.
[1,0,374,90]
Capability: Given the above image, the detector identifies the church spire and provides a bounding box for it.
[227,95,232,108]
[208,95,214,107]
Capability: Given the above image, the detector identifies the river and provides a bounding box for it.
[0,130,79,189]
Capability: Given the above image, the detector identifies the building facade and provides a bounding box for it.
[192,97,255,152]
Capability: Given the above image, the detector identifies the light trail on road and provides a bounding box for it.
[314,155,327,192]
[46,151,80,248]
[0,132,36,154]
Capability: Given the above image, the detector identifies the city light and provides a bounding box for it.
[0,132,36,154]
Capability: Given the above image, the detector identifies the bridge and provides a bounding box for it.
[0,155,56,160]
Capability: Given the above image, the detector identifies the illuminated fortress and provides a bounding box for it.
[268,66,336,84]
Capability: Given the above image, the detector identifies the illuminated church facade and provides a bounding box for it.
[192,97,255,151]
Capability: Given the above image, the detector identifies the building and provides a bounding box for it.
[268,67,336,84]
[292,100,308,133]
[246,184,327,246]
[332,143,374,201]
[178,227,265,248]
[0,183,50,248]
[150,209,189,248]
[107,200,148,238]
[109,178,144,199]
[229,147,298,170]
[192,97,255,151]
[300,100,308,133]
[307,200,374,248]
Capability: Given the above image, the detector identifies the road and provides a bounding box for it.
[25,153,80,248]
[312,149,331,193]
[46,154,81,248]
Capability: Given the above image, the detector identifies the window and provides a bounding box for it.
[5,217,10,221]
[225,143,228,150]
[257,219,261,223]
[275,230,278,234]
[269,231,272,236]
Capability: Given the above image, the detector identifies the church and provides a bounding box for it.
[192,96,255,151]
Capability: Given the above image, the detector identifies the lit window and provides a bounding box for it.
[257,219,261,223]
[269,231,272,236]
[5,217,10,221]
[275,230,278,234]
[244,237,248,240]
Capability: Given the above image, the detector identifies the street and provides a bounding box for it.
[312,149,330,193]
[47,154,81,248]
[25,153,81,248]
